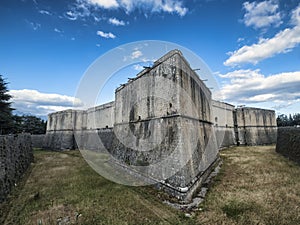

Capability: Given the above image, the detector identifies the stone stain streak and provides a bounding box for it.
[43,50,277,201]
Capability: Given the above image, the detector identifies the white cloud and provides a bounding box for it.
[133,64,144,71]
[82,0,187,16]
[237,37,244,42]
[54,28,62,33]
[87,0,119,8]
[65,1,91,20]
[225,4,300,66]
[9,89,84,116]
[214,69,300,110]
[93,16,101,22]
[243,0,282,29]
[27,21,41,31]
[122,0,188,16]
[96,30,116,39]
[39,10,51,15]
[291,3,300,26]
[66,11,78,20]
[131,50,143,59]
[224,26,300,66]
[66,0,187,23]
[108,17,126,26]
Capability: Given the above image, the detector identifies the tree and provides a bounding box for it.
[11,115,47,134]
[21,115,47,134]
[277,113,300,127]
[277,114,288,127]
[0,75,14,134]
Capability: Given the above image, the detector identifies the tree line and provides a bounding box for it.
[276,113,300,127]
[0,75,46,135]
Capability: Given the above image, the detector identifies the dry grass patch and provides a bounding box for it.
[197,145,300,225]
[1,146,300,225]
[0,149,194,225]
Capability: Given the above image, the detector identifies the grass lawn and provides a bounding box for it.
[1,145,300,225]
[197,145,300,225]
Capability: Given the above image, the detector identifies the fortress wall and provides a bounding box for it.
[45,110,77,150]
[47,110,74,131]
[113,51,182,164]
[44,103,115,150]
[212,100,236,148]
[42,49,278,201]
[43,130,75,150]
[44,110,78,150]
[86,102,115,129]
[112,50,218,201]
[74,110,87,130]
[235,108,277,145]
[212,100,235,127]
[75,128,113,151]
[177,55,211,122]
[114,64,179,124]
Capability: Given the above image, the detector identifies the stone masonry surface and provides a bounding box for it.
[276,127,300,165]
[0,134,33,203]
[43,50,277,201]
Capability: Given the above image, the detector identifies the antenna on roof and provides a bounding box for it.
[193,68,201,71]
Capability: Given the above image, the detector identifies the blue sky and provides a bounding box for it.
[1,0,300,117]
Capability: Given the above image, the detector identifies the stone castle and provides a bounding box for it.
[44,50,277,201]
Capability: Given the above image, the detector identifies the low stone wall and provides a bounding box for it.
[276,127,300,165]
[31,134,45,148]
[43,131,75,150]
[0,134,33,203]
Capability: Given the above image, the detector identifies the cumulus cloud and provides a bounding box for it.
[108,17,126,26]
[9,89,84,116]
[225,4,300,66]
[243,0,282,29]
[96,30,116,38]
[214,69,300,110]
